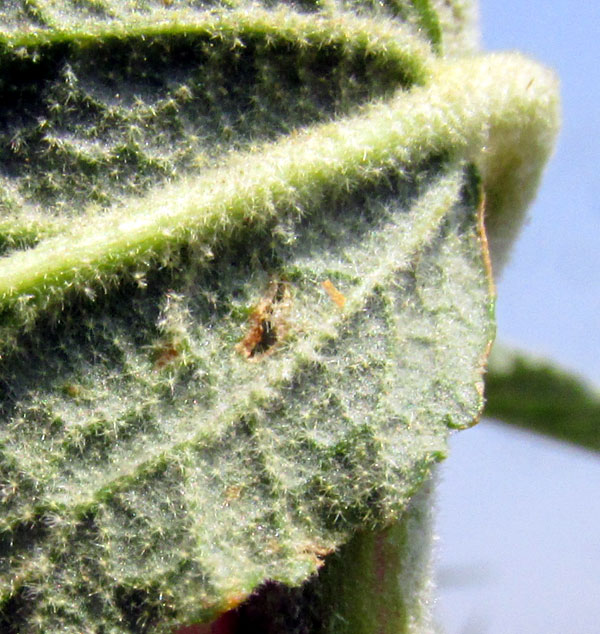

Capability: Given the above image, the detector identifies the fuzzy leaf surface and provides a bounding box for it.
[0,1,559,632]
[0,162,494,632]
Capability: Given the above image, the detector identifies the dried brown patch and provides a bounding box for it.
[223,593,247,612]
[223,485,243,506]
[236,279,292,361]
[298,542,334,568]
[62,383,83,398]
[477,192,496,300]
[321,279,346,309]
[153,343,180,369]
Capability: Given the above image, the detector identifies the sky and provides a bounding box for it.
[483,0,600,384]
[435,1,600,632]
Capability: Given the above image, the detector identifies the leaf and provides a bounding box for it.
[0,1,559,632]
[485,345,600,453]
[0,159,494,631]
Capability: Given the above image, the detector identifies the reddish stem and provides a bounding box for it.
[174,609,239,634]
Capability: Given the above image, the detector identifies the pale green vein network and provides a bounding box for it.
[0,162,492,626]
[0,3,560,630]
[0,169,464,530]
[0,54,558,318]
[0,7,433,252]
[0,7,432,60]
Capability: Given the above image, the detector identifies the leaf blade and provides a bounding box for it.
[485,345,600,453]
[0,162,494,631]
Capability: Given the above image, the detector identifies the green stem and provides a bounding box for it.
[317,478,435,634]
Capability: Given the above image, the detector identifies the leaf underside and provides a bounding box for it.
[0,160,493,631]
[0,1,541,633]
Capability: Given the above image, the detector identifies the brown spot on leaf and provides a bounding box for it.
[298,542,334,568]
[321,279,346,309]
[62,383,83,398]
[223,485,243,506]
[223,593,247,612]
[236,279,291,361]
[153,343,180,369]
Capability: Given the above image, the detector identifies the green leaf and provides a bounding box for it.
[0,2,559,632]
[184,478,437,634]
[0,158,494,632]
[485,345,600,453]
[409,0,443,53]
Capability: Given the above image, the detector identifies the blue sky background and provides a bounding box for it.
[435,1,600,632]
